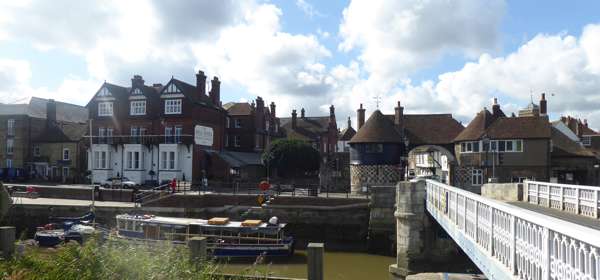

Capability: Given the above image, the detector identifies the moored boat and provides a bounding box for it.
[115,214,294,258]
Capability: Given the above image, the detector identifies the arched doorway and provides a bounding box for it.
[407,145,457,184]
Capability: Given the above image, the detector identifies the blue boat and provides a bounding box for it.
[115,214,295,258]
[34,212,97,247]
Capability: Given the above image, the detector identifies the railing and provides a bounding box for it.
[426,179,600,280]
[92,135,194,145]
[524,180,600,219]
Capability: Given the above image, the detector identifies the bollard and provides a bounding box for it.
[307,242,324,280]
[0,226,16,259]
[188,237,207,265]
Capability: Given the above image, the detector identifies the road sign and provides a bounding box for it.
[259,181,271,191]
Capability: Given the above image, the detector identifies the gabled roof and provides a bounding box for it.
[0,97,88,123]
[85,83,129,108]
[34,122,88,143]
[551,126,596,158]
[339,126,356,141]
[455,109,551,142]
[400,114,464,145]
[164,78,220,109]
[224,102,253,116]
[349,110,402,144]
[280,116,331,140]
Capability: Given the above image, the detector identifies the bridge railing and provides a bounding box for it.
[426,179,600,280]
[524,180,600,219]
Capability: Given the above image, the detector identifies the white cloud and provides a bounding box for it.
[295,0,324,18]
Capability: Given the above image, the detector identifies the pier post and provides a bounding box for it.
[0,226,16,259]
[188,237,207,265]
[307,242,324,280]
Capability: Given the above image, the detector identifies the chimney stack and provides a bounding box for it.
[329,105,336,128]
[301,108,305,118]
[347,116,352,129]
[46,99,56,127]
[270,102,276,118]
[584,119,589,128]
[292,110,297,129]
[209,76,221,106]
[256,97,264,112]
[540,93,547,116]
[131,75,144,89]
[357,104,365,129]
[394,101,404,125]
[492,97,502,116]
[196,70,207,97]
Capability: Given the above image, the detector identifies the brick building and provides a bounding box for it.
[0,97,88,182]
[86,71,228,185]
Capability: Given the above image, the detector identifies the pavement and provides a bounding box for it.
[11,197,135,208]
[508,201,600,230]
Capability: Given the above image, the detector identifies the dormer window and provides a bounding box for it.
[98,102,113,116]
[132,88,143,95]
[130,100,146,115]
[164,83,181,94]
[98,87,111,96]
[165,99,182,114]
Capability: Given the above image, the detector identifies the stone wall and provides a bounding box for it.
[350,164,400,194]
[481,182,522,202]
[368,185,397,255]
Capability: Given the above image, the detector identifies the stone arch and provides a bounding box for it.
[407,144,457,184]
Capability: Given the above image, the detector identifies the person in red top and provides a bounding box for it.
[171,178,177,193]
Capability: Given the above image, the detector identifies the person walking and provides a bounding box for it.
[171,178,177,194]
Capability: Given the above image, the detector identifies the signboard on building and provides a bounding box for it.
[194,125,214,146]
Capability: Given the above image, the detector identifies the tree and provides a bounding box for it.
[262,139,320,179]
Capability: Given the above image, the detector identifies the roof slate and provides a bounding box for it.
[551,126,596,157]
[349,110,403,144]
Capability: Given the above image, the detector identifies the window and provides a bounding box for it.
[365,144,383,153]
[93,151,109,169]
[33,145,40,157]
[6,139,13,154]
[62,167,69,178]
[160,151,176,170]
[515,140,522,152]
[6,159,12,168]
[471,169,483,186]
[165,99,182,114]
[234,135,241,147]
[130,101,146,115]
[164,83,180,93]
[472,142,479,152]
[98,102,113,116]
[582,136,591,146]
[165,127,173,143]
[63,148,70,161]
[126,151,142,169]
[99,128,106,143]
[234,119,242,128]
[226,117,230,128]
[498,140,506,152]
[161,151,167,169]
[255,134,261,149]
[131,127,139,143]
[169,152,175,169]
[132,88,143,95]
[98,87,111,96]
[7,119,15,136]
[174,126,182,143]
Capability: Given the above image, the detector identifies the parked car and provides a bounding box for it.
[102,177,137,189]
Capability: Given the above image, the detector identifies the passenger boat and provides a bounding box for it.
[34,212,97,247]
[115,214,295,258]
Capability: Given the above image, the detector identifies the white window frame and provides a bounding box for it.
[63,148,70,161]
[582,136,591,146]
[132,88,143,95]
[93,150,109,169]
[62,167,69,178]
[6,159,12,168]
[160,150,177,170]
[174,126,182,143]
[471,169,483,186]
[126,151,143,170]
[234,135,241,147]
[7,119,15,136]
[130,100,146,116]
[98,102,113,116]
[165,99,182,114]
[234,119,242,128]
[33,145,40,157]
[6,138,14,154]
[98,87,111,96]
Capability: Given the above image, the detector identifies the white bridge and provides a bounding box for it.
[426,179,600,280]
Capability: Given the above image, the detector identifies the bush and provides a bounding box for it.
[0,237,263,280]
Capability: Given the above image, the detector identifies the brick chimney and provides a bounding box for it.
[540,93,547,116]
[357,104,365,129]
[394,101,404,126]
[209,76,220,105]
[301,108,305,118]
[492,98,502,116]
[131,75,144,88]
[270,102,276,118]
[292,110,297,129]
[329,105,336,128]
[196,70,207,97]
[584,119,589,128]
[347,116,352,129]
[46,99,56,127]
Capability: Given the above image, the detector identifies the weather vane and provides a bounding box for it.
[374,95,381,109]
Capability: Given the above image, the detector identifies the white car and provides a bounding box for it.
[102,177,137,189]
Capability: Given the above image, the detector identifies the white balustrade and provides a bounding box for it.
[426,179,600,280]
[525,180,600,219]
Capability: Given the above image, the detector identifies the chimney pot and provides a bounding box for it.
[292,109,297,129]
[196,70,207,97]
[357,103,366,129]
[209,76,221,106]
[540,92,547,115]
[301,108,305,118]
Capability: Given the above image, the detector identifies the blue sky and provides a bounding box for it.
[1,0,600,128]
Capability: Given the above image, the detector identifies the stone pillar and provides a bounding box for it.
[389,180,428,279]
[368,185,397,255]
[0,226,16,259]
[307,243,324,280]
[188,237,207,265]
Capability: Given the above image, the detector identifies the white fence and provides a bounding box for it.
[524,180,600,219]
[426,179,600,280]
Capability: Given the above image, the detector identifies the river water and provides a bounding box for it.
[219,250,396,280]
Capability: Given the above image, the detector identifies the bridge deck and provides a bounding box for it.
[508,201,600,230]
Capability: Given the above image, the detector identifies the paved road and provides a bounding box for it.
[11,197,135,208]
[508,201,600,231]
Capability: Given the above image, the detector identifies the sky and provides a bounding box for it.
[1,0,600,130]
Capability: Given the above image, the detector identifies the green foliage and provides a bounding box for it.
[262,139,320,178]
[0,237,265,280]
